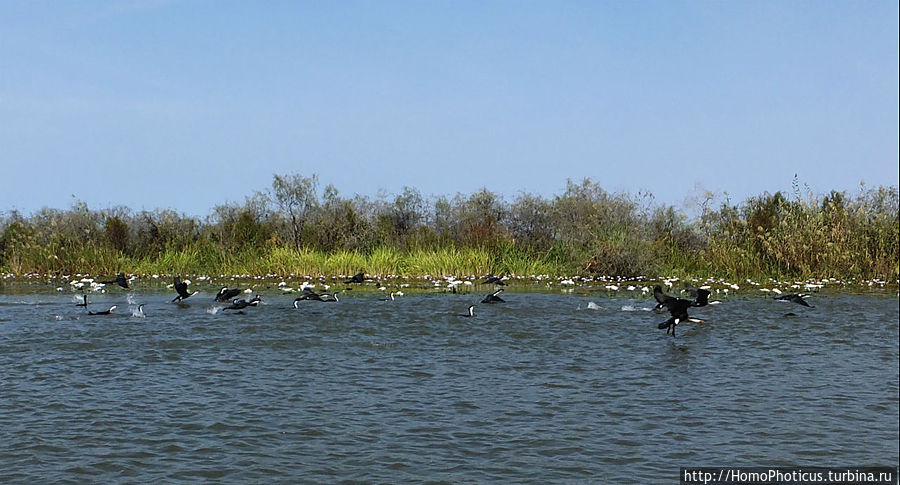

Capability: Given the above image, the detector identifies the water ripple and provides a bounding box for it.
[0,291,897,482]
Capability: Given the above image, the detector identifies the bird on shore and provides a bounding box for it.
[171,276,198,303]
[774,293,813,307]
[481,288,506,304]
[215,287,242,302]
[458,304,476,317]
[100,272,130,289]
[88,305,117,315]
[344,272,365,284]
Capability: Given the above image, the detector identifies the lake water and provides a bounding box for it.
[1,285,897,483]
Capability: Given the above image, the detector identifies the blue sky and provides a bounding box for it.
[1,0,897,217]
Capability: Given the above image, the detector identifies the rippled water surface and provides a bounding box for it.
[1,287,898,483]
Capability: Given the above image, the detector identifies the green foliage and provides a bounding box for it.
[104,216,130,252]
[1,176,897,281]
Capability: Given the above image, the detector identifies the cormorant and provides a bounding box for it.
[215,287,242,302]
[88,305,117,315]
[100,272,129,289]
[481,288,505,304]
[653,285,705,336]
[480,274,507,286]
[458,304,476,317]
[774,293,813,307]
[344,272,365,284]
[172,276,198,302]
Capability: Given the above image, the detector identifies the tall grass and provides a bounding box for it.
[2,179,897,282]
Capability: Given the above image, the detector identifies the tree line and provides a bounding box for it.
[1,174,897,280]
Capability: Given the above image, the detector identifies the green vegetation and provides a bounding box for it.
[1,175,897,282]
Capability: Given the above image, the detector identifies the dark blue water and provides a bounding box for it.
[1,287,897,483]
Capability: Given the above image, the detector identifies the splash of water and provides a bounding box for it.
[586,301,601,310]
[126,294,136,305]
[206,306,220,315]
[621,305,655,312]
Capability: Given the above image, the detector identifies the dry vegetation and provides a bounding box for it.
[1,175,897,282]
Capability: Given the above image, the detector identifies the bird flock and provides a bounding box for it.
[58,271,823,337]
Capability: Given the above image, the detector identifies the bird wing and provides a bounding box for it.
[664,298,692,317]
[791,295,811,307]
[174,277,190,298]
[116,273,129,288]
[653,286,672,305]
[693,289,710,307]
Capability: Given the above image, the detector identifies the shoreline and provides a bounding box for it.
[2,271,896,296]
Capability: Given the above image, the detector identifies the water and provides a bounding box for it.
[1,287,898,483]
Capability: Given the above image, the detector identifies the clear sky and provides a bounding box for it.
[1,0,897,217]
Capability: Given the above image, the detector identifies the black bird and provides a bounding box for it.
[296,287,328,301]
[379,292,396,301]
[653,285,707,312]
[653,285,705,336]
[75,294,88,307]
[458,304,476,317]
[682,283,711,307]
[215,286,243,302]
[480,274,507,286]
[171,276,198,302]
[223,298,256,310]
[100,272,129,289]
[88,305,117,315]
[656,312,702,337]
[774,293,813,307]
[481,288,506,304]
[344,272,365,284]
[293,292,338,308]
